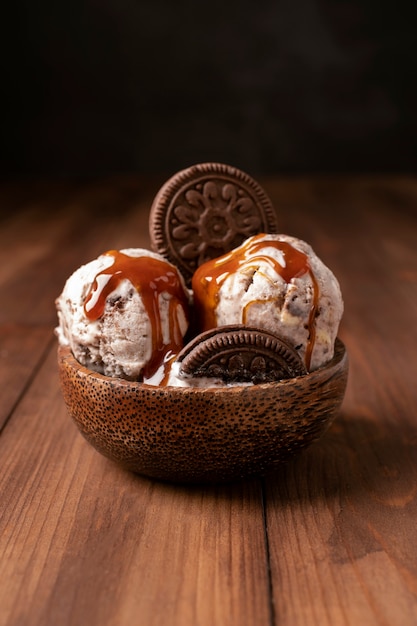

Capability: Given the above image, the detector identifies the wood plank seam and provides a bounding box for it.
[0,332,56,437]
[261,477,277,626]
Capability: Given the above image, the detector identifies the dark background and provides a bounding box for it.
[2,0,417,179]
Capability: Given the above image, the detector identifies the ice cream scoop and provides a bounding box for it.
[55,248,190,382]
[191,233,343,371]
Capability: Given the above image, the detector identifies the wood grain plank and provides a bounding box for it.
[0,324,53,430]
[2,176,416,626]
[263,177,417,625]
[264,411,417,625]
[0,345,271,626]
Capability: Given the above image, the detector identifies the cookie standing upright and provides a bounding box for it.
[149,162,278,286]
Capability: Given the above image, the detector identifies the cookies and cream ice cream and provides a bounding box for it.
[55,234,343,385]
[55,248,190,382]
[191,233,343,372]
[55,163,344,385]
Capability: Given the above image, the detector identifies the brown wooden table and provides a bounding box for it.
[1,175,416,626]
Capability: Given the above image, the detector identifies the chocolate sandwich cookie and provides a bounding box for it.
[176,325,307,384]
[149,163,278,285]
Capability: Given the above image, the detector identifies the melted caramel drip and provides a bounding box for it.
[192,234,319,370]
[84,250,189,381]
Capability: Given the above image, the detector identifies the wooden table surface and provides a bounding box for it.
[0,175,416,626]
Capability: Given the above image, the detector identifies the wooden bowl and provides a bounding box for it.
[58,339,348,483]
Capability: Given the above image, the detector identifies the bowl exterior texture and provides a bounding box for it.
[58,340,348,483]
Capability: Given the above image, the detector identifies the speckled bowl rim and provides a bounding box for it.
[58,337,347,396]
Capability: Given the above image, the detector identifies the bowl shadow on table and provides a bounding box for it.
[104,408,417,567]
[124,405,414,484]
[141,410,417,518]
[263,408,417,564]
[121,406,417,501]
[264,408,417,502]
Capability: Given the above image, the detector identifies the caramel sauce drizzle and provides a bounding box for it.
[84,250,189,381]
[192,234,319,370]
